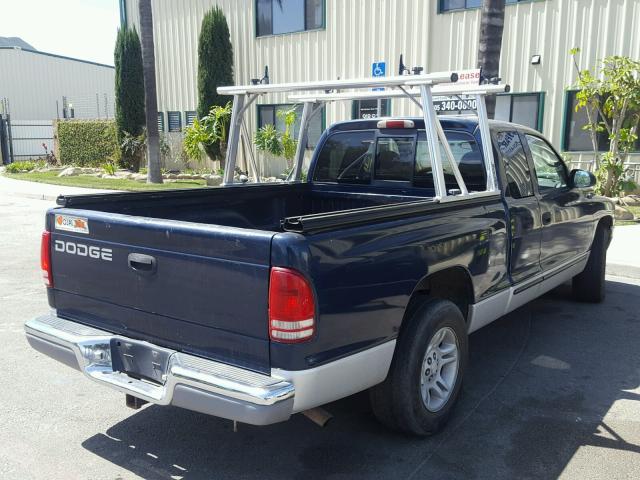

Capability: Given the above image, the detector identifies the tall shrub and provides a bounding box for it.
[197,7,234,160]
[56,120,118,166]
[114,27,145,169]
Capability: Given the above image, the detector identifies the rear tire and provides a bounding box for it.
[572,225,609,303]
[369,299,468,436]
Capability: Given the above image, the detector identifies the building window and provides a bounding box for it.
[494,93,544,132]
[157,112,165,132]
[185,111,197,127]
[256,0,324,37]
[167,111,182,132]
[561,90,640,152]
[257,104,324,148]
[351,99,391,119]
[440,0,531,12]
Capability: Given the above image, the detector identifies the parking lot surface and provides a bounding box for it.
[1,194,639,480]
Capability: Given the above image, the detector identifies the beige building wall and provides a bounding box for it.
[123,0,640,171]
[0,48,115,120]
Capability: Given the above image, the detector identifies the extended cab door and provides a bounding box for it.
[523,133,593,270]
[494,129,543,283]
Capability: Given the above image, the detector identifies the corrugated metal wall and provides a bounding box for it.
[124,0,640,164]
[0,48,115,121]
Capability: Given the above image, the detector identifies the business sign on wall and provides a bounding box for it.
[434,68,481,113]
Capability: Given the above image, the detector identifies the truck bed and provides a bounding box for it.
[57,183,432,232]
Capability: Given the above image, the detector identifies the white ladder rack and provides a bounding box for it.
[216,71,508,201]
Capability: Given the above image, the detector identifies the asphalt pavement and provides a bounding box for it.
[1,186,639,479]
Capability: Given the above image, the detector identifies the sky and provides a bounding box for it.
[1,0,120,66]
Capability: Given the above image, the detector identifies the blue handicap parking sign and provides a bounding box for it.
[372,62,386,91]
[372,62,386,77]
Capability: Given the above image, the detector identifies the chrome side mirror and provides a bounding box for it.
[569,169,596,189]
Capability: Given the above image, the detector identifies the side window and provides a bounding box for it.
[312,131,375,183]
[495,131,534,199]
[375,137,414,181]
[414,131,486,190]
[525,134,568,191]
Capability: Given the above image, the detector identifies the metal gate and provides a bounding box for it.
[2,119,54,162]
[0,115,10,164]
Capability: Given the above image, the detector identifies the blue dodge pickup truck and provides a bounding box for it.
[26,114,613,436]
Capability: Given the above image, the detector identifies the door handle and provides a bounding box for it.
[128,253,156,273]
[541,212,552,226]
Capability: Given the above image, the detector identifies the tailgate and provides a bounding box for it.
[47,208,275,373]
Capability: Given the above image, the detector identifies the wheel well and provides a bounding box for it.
[596,216,613,247]
[598,216,613,231]
[403,267,475,326]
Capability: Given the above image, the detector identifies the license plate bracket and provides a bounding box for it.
[110,338,171,385]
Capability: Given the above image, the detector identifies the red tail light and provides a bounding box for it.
[41,231,53,287]
[268,267,315,343]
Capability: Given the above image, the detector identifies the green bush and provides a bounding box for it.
[114,27,145,169]
[56,120,118,166]
[197,7,233,159]
[5,160,42,173]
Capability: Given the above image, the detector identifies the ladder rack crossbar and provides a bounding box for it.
[288,83,508,103]
[216,72,458,95]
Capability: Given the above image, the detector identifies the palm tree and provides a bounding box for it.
[138,0,163,184]
[477,0,506,118]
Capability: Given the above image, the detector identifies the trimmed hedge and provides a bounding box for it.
[56,120,118,166]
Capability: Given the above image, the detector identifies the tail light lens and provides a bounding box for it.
[41,231,53,287]
[377,119,415,129]
[268,267,315,343]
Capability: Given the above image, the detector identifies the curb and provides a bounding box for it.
[7,191,60,202]
[606,263,640,280]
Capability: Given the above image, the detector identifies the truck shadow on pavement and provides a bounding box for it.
[82,280,640,480]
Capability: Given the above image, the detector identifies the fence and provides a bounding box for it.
[59,93,115,120]
[0,92,115,163]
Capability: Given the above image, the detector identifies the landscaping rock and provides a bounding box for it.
[132,173,148,182]
[206,175,223,187]
[615,205,635,220]
[622,195,640,206]
[58,167,81,177]
[164,173,178,180]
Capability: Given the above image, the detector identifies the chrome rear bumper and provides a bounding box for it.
[25,313,295,425]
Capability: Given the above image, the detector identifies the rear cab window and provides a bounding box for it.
[312,131,375,184]
[312,127,486,191]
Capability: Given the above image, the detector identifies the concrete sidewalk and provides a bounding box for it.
[607,225,640,279]
[0,174,115,201]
